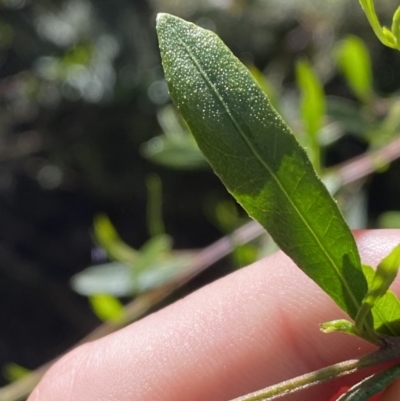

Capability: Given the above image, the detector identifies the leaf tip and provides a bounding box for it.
[156,13,177,29]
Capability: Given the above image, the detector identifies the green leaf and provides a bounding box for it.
[392,6,400,48]
[378,211,400,229]
[295,59,325,139]
[337,362,400,400]
[320,319,358,336]
[135,234,172,275]
[89,293,125,322]
[146,174,165,237]
[2,363,30,382]
[156,13,368,320]
[360,264,400,336]
[363,245,400,307]
[248,65,279,112]
[358,0,397,49]
[326,97,371,136]
[142,104,206,170]
[295,59,325,170]
[93,214,139,265]
[334,36,373,103]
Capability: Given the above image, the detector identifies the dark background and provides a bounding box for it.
[0,0,399,390]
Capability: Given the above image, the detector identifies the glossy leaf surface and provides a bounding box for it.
[156,13,368,319]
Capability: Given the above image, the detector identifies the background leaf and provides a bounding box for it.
[156,13,368,320]
[334,35,373,103]
[295,58,325,170]
[88,293,125,322]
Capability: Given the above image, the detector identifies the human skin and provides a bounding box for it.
[28,230,400,401]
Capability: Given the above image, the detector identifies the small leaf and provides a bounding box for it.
[337,362,400,400]
[2,363,30,382]
[93,214,139,265]
[89,293,125,322]
[321,319,378,344]
[156,13,368,320]
[320,319,358,336]
[363,245,400,307]
[360,264,400,336]
[334,36,373,103]
[135,234,171,275]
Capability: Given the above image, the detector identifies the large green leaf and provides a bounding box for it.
[156,13,368,319]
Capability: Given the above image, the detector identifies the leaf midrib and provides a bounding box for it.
[170,24,361,314]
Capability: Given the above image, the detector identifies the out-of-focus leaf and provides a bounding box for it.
[142,103,207,170]
[232,243,259,268]
[248,65,279,111]
[71,255,193,296]
[378,211,400,229]
[337,362,400,400]
[392,6,400,47]
[157,13,368,321]
[71,262,134,296]
[296,58,325,141]
[326,97,371,136]
[134,234,171,275]
[142,133,206,169]
[334,35,373,103]
[93,214,139,265]
[146,174,165,237]
[89,293,125,322]
[2,363,30,383]
[136,252,192,291]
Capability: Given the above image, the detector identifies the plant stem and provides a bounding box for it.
[228,347,400,401]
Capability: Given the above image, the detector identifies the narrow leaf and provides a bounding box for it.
[93,214,139,265]
[156,13,368,319]
[334,36,373,103]
[359,0,397,48]
[296,58,325,140]
[320,319,358,336]
[392,6,400,48]
[362,245,400,308]
[337,363,400,400]
[295,59,325,170]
